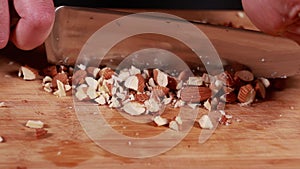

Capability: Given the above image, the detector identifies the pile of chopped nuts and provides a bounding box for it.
[18,63,271,130]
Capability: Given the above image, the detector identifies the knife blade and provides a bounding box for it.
[45,6,300,78]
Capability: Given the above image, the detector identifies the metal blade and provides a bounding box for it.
[45,6,300,78]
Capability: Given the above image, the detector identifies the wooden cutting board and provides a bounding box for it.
[0,44,300,169]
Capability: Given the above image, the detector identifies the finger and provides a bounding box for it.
[0,0,10,49]
[11,0,55,50]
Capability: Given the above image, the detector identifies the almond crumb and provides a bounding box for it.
[0,136,4,143]
[198,115,213,129]
[25,120,44,129]
[153,116,168,126]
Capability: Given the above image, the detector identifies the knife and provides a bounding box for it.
[45,6,300,78]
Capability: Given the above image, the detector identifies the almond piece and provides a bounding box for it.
[42,76,52,85]
[153,116,168,126]
[152,86,169,97]
[72,69,87,85]
[95,95,107,105]
[234,70,254,82]
[25,120,44,129]
[0,136,4,143]
[169,121,179,131]
[181,86,211,103]
[187,76,203,86]
[237,84,256,103]
[255,80,266,99]
[100,67,115,80]
[167,76,178,90]
[86,67,101,78]
[53,80,66,97]
[122,101,145,116]
[18,66,38,80]
[222,92,237,103]
[52,73,68,88]
[135,93,150,103]
[174,116,183,125]
[198,115,213,129]
[153,69,168,87]
[124,74,145,92]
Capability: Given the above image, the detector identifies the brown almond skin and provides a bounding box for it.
[237,84,255,103]
[181,86,211,103]
[255,80,266,99]
[100,68,115,80]
[135,93,150,103]
[225,92,237,103]
[234,70,254,82]
[51,73,68,88]
[86,67,99,77]
[167,76,178,90]
[136,74,145,93]
[152,86,169,97]
[72,70,87,85]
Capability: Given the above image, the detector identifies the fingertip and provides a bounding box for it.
[12,0,55,50]
[0,0,10,49]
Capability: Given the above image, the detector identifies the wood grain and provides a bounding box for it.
[1,45,300,168]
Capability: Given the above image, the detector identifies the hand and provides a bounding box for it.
[0,0,55,50]
[242,0,300,44]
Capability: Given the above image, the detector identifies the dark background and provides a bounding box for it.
[53,0,243,10]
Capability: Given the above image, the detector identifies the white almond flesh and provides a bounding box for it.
[53,80,66,97]
[87,86,98,99]
[118,70,130,81]
[144,98,160,112]
[155,69,168,87]
[259,77,271,88]
[203,100,211,111]
[95,95,106,105]
[175,116,183,125]
[122,102,145,116]
[0,102,5,107]
[0,136,4,143]
[85,77,98,89]
[124,75,139,91]
[93,68,101,78]
[43,83,53,93]
[169,121,179,131]
[19,66,37,80]
[153,116,168,126]
[42,76,52,84]
[64,84,72,92]
[75,88,88,101]
[26,120,44,129]
[129,66,141,75]
[187,77,203,86]
[198,115,213,129]
[109,97,121,108]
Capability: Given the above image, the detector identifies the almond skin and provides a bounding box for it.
[237,84,256,103]
[136,74,145,93]
[72,70,87,85]
[52,73,68,88]
[234,70,254,82]
[181,86,211,103]
[100,68,115,80]
[255,79,266,99]
[135,93,150,103]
